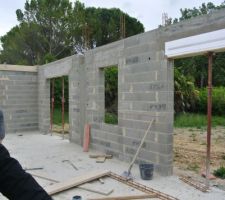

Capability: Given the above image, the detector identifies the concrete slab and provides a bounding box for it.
[1,132,225,200]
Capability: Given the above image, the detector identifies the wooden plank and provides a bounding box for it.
[31,172,112,195]
[87,194,157,200]
[96,156,106,163]
[0,64,37,72]
[24,167,44,171]
[30,172,59,183]
[83,124,90,152]
[89,154,113,159]
[32,171,175,199]
[45,170,110,195]
[78,185,114,196]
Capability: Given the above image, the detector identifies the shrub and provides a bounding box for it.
[213,166,225,179]
[197,87,225,115]
[174,68,199,113]
[105,66,118,115]
[105,112,118,124]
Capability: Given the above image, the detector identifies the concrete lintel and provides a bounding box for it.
[165,28,225,58]
[0,64,37,72]
[42,55,84,79]
[43,58,72,79]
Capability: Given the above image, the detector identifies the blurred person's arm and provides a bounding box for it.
[0,110,52,200]
[0,144,52,200]
[0,110,5,143]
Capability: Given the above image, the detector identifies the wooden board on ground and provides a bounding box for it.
[45,170,110,195]
[30,172,59,183]
[87,194,157,200]
[78,185,114,196]
[32,172,112,196]
[96,156,106,163]
[90,154,113,163]
[42,171,178,200]
[89,154,113,159]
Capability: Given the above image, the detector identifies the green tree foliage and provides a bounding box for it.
[0,0,144,65]
[105,67,118,115]
[173,1,225,22]
[162,2,225,114]
[84,7,144,48]
[0,23,44,65]
[1,0,75,64]
[174,68,199,113]
[0,0,144,116]
[51,77,69,111]
[173,2,225,88]
[173,2,225,116]
[213,53,225,86]
[175,55,208,88]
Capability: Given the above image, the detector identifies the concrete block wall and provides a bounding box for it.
[38,56,74,133]
[38,67,50,133]
[1,9,224,176]
[159,8,225,44]
[120,31,174,175]
[69,55,85,144]
[83,41,125,166]
[0,68,38,133]
[82,9,225,175]
[83,31,173,175]
[36,8,225,176]
[38,55,85,137]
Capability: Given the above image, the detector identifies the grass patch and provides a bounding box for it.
[213,166,225,179]
[105,112,118,125]
[53,107,69,125]
[174,113,225,128]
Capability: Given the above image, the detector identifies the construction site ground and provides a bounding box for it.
[174,126,225,174]
[1,131,225,200]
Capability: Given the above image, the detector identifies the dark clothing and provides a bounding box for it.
[0,144,52,200]
[0,110,5,140]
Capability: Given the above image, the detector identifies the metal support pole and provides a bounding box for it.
[206,52,213,187]
[62,76,65,139]
[50,79,55,135]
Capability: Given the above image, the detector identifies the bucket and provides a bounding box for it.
[139,163,154,180]
[72,196,82,200]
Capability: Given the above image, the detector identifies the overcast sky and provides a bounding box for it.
[0,0,223,37]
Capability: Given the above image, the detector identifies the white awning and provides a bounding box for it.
[165,29,225,58]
